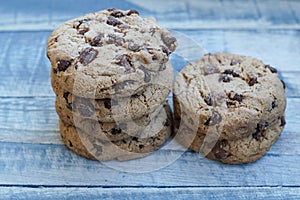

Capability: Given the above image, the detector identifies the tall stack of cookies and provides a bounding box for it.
[47,9,177,161]
[174,53,286,164]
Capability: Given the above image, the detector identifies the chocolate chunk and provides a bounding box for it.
[223,69,239,77]
[78,27,89,35]
[115,55,133,72]
[79,48,98,65]
[226,101,235,107]
[160,45,171,56]
[212,140,229,160]
[204,65,219,75]
[280,116,286,127]
[252,122,269,141]
[57,60,71,72]
[132,137,138,141]
[63,92,70,101]
[75,19,90,29]
[90,34,104,46]
[53,68,58,74]
[68,141,73,147]
[228,91,243,103]
[110,128,122,135]
[161,34,176,51]
[107,16,123,26]
[230,59,241,65]
[204,110,222,126]
[104,99,112,109]
[219,74,231,83]
[127,9,139,16]
[139,144,144,149]
[111,10,124,18]
[113,80,135,91]
[281,80,286,89]
[75,98,94,117]
[204,96,213,106]
[271,100,277,110]
[265,65,277,73]
[138,65,151,82]
[107,34,124,46]
[248,76,258,86]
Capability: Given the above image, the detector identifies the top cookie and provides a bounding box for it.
[174,53,286,140]
[47,8,177,99]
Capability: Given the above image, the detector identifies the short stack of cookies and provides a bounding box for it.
[46,9,177,161]
[173,53,286,164]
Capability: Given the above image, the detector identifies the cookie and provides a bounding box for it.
[59,103,172,161]
[47,8,177,99]
[57,100,171,142]
[175,115,285,164]
[174,52,286,141]
[51,62,173,122]
[173,53,286,164]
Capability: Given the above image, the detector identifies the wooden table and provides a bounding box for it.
[1,0,300,199]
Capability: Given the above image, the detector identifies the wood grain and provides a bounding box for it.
[1,0,300,30]
[1,187,300,200]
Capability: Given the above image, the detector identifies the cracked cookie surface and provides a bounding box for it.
[47,8,177,99]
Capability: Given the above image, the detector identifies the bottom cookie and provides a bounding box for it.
[59,105,172,161]
[175,116,285,164]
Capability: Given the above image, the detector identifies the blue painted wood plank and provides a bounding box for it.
[1,187,300,200]
[0,30,299,97]
[0,141,299,187]
[1,0,300,30]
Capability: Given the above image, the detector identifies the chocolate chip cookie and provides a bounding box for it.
[59,103,172,161]
[47,8,177,99]
[51,62,173,122]
[173,52,286,164]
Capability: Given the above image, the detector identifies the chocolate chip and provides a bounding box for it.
[164,119,170,127]
[212,140,229,160]
[63,92,70,101]
[226,101,235,107]
[138,65,151,83]
[223,69,239,77]
[113,80,135,91]
[104,100,112,109]
[79,48,98,65]
[75,19,90,29]
[68,141,73,147]
[110,128,122,135]
[139,144,144,149]
[219,74,231,83]
[204,65,219,75]
[107,34,124,46]
[57,60,71,72]
[75,98,94,117]
[53,68,58,74]
[160,45,171,56]
[161,34,176,51]
[66,103,72,110]
[271,100,277,110]
[204,96,213,106]
[107,16,123,26]
[228,91,243,103]
[111,10,124,18]
[127,9,139,16]
[115,55,133,72]
[252,122,269,141]
[281,80,286,89]
[78,27,89,35]
[204,110,222,126]
[230,59,241,65]
[90,34,104,46]
[248,76,258,86]
[132,137,138,141]
[265,65,277,73]
[280,116,286,127]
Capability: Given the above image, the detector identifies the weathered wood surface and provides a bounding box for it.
[1,187,300,200]
[0,0,300,198]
